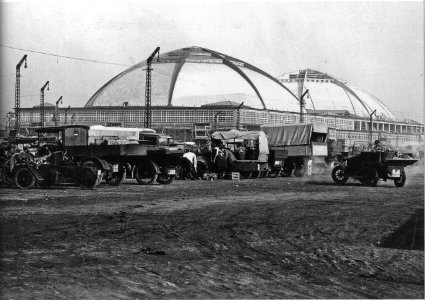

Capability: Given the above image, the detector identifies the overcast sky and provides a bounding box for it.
[0,1,423,123]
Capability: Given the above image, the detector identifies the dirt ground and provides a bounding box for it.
[0,166,424,299]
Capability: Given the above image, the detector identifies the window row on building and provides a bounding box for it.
[18,107,424,136]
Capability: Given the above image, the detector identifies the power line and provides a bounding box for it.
[1,44,131,67]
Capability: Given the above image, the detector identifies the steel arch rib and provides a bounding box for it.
[202,48,266,109]
[331,78,373,116]
[84,62,141,107]
[204,47,301,109]
[342,88,358,116]
[205,48,299,102]
[167,47,195,106]
[302,70,315,111]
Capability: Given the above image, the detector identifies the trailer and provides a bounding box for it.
[260,123,328,176]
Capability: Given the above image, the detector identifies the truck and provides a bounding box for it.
[64,125,183,185]
[260,123,328,177]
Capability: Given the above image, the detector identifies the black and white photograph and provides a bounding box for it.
[0,0,423,298]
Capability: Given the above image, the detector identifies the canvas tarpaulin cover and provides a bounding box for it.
[211,130,269,156]
[260,123,322,146]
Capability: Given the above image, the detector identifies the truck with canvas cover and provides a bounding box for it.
[260,123,328,177]
[211,129,270,179]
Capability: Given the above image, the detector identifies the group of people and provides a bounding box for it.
[179,141,239,180]
[211,143,237,177]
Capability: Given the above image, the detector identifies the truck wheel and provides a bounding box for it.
[393,171,406,187]
[239,172,252,179]
[331,165,349,185]
[251,171,261,179]
[105,165,126,186]
[135,161,157,185]
[156,174,175,185]
[78,166,99,189]
[15,167,35,189]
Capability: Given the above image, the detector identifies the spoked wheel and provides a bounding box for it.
[105,164,126,186]
[82,161,103,185]
[393,170,406,187]
[135,161,158,185]
[78,166,99,189]
[239,172,252,179]
[156,173,175,185]
[331,165,349,185]
[14,167,35,189]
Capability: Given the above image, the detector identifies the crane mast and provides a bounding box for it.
[40,81,49,128]
[144,47,160,129]
[15,55,27,131]
[54,96,63,126]
[299,89,309,123]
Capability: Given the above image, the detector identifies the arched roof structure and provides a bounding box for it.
[277,69,395,120]
[85,46,301,112]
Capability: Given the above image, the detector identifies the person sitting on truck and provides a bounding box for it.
[34,142,52,160]
[373,140,385,151]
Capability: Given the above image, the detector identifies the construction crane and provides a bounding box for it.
[299,89,309,123]
[15,55,28,131]
[54,96,63,126]
[40,81,50,128]
[144,47,160,129]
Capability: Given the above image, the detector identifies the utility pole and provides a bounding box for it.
[40,81,50,128]
[236,102,244,130]
[369,109,377,145]
[15,55,27,131]
[64,105,70,125]
[71,113,76,125]
[214,111,222,132]
[144,47,160,129]
[54,96,63,126]
[299,89,309,123]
